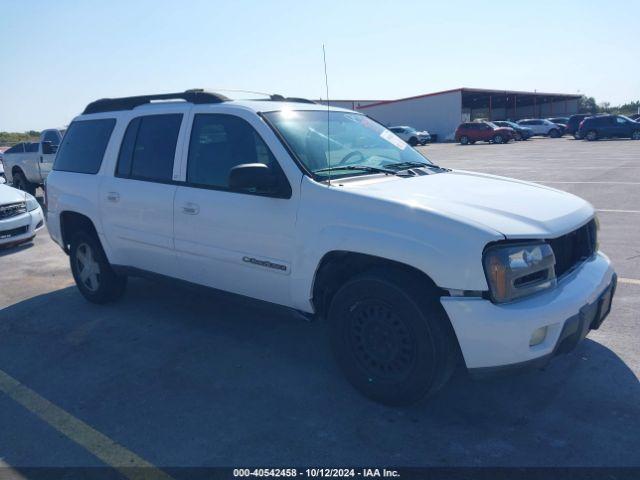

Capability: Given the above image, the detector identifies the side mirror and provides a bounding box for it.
[228,163,288,197]
[42,141,58,155]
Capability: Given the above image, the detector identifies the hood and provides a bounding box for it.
[0,184,27,205]
[342,170,593,238]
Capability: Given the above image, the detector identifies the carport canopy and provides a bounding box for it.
[461,88,581,120]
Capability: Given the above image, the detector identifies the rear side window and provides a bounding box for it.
[5,143,24,154]
[116,114,182,182]
[186,114,279,190]
[27,143,39,153]
[54,119,116,174]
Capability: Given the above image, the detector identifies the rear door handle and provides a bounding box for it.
[182,202,199,215]
[107,192,120,202]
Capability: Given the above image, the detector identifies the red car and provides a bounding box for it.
[455,122,514,145]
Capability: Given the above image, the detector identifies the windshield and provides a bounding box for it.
[264,110,433,179]
[485,122,498,129]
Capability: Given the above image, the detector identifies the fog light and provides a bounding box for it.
[529,326,548,346]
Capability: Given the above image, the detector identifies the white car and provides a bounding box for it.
[46,89,616,406]
[516,119,563,138]
[388,126,431,145]
[0,183,44,248]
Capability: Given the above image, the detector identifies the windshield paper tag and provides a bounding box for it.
[380,130,407,150]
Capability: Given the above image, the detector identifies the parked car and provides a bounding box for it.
[516,119,562,137]
[46,89,616,406]
[0,182,44,248]
[492,121,533,141]
[547,117,569,135]
[566,114,596,139]
[2,129,65,194]
[388,126,431,145]
[578,114,640,141]
[455,122,514,144]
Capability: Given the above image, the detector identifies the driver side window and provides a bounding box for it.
[186,114,284,191]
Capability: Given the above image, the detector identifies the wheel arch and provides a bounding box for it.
[59,211,100,253]
[311,250,448,319]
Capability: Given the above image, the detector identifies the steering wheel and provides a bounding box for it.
[336,150,365,166]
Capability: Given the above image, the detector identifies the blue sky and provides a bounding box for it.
[1,0,638,131]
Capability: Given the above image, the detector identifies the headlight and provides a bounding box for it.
[25,194,40,212]
[483,242,556,303]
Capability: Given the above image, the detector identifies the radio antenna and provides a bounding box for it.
[323,44,331,186]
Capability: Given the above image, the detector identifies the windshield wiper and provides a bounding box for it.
[313,165,399,175]
[387,161,450,172]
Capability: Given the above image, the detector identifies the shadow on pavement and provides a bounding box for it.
[0,278,638,467]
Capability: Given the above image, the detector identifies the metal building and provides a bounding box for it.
[320,88,581,141]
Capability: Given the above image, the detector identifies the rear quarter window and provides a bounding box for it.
[53,119,116,174]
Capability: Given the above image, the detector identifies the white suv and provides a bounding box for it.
[388,126,431,145]
[46,90,616,405]
[516,119,562,137]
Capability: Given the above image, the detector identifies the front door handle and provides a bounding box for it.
[182,202,200,215]
[107,192,120,202]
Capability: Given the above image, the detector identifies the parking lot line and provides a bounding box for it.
[619,278,640,286]
[0,369,173,480]
[596,209,640,213]
[531,181,640,185]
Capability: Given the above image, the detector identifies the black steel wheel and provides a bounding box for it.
[329,268,459,406]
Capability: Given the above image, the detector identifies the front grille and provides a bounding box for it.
[549,219,597,278]
[0,225,28,240]
[0,202,27,220]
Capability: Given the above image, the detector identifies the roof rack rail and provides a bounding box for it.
[82,89,230,114]
[269,94,317,104]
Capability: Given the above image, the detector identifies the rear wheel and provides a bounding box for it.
[459,136,469,145]
[12,170,36,195]
[631,130,640,140]
[493,134,504,144]
[549,128,560,138]
[328,269,458,406]
[573,132,582,140]
[70,231,127,304]
[586,130,598,141]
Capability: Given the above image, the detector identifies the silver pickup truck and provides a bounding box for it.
[2,129,65,194]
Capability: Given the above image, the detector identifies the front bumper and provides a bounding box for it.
[0,206,44,247]
[441,252,615,371]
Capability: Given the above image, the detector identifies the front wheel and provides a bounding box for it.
[459,136,469,145]
[631,130,640,140]
[493,134,504,144]
[328,269,458,406]
[408,137,419,146]
[12,170,36,195]
[514,132,522,141]
[586,130,598,141]
[549,129,560,138]
[70,232,127,304]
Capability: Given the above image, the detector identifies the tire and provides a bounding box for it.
[459,136,469,145]
[573,132,582,140]
[328,268,459,406]
[549,129,560,138]
[408,137,419,147]
[586,130,598,141]
[493,134,504,144]
[514,132,522,141]
[69,231,127,304]
[12,170,36,195]
[631,130,640,140]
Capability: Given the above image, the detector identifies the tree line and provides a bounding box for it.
[0,131,41,147]
[578,96,640,115]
